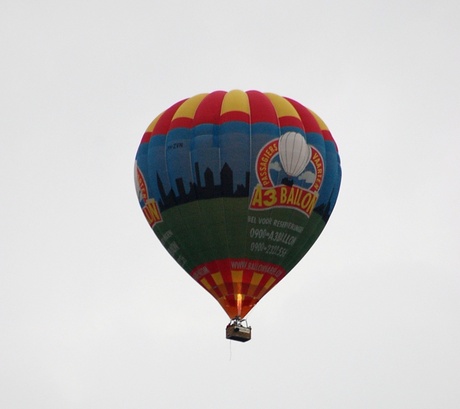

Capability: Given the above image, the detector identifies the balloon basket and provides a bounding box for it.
[226,317,251,342]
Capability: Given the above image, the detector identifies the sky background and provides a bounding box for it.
[1,0,460,408]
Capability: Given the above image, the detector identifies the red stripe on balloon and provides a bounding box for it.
[169,116,194,129]
[141,99,186,143]
[322,129,336,144]
[278,115,304,129]
[219,111,250,124]
[152,100,185,135]
[284,97,322,134]
[246,90,279,125]
[140,131,154,144]
[194,91,226,124]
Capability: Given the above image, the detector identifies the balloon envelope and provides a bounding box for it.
[135,90,341,319]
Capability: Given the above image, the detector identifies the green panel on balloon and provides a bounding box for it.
[135,90,341,319]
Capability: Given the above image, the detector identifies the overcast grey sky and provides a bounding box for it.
[1,1,460,408]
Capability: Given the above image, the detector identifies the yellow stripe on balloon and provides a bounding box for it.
[250,272,263,287]
[264,276,276,290]
[256,276,276,299]
[200,277,220,299]
[145,112,163,132]
[308,109,330,131]
[211,272,224,286]
[172,93,208,120]
[246,272,263,297]
[264,93,300,119]
[231,269,243,287]
[220,90,250,115]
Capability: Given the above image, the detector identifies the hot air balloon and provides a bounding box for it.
[135,90,341,341]
[278,131,312,177]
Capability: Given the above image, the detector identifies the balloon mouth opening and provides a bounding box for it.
[236,293,243,316]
